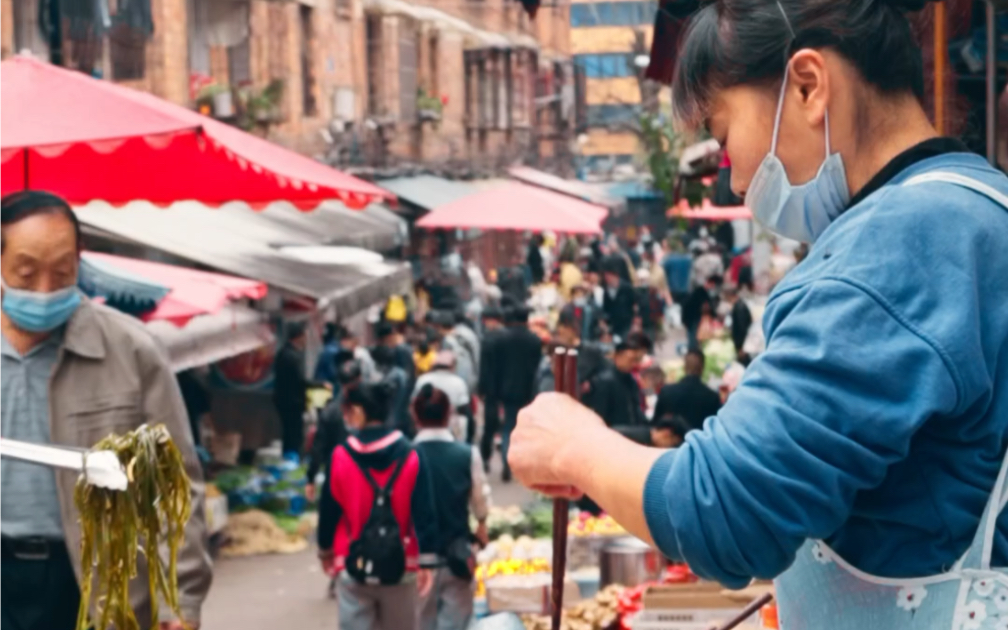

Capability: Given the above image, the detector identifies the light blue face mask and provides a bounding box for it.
[744,65,851,243]
[1,279,82,333]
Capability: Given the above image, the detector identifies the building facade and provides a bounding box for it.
[1,0,573,170]
[570,0,658,178]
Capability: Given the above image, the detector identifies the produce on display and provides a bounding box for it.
[221,509,309,557]
[484,505,554,540]
[568,513,626,537]
[476,557,552,597]
[74,424,191,630]
[520,584,623,630]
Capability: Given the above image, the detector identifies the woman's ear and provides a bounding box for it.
[789,48,829,127]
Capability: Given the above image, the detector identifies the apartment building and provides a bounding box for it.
[569,0,657,176]
[1,0,573,168]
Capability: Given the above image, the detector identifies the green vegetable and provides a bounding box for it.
[74,424,191,630]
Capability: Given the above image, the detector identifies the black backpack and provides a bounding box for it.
[346,457,408,586]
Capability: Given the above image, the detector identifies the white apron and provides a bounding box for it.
[776,172,1008,630]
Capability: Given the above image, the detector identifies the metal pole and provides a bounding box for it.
[48,0,63,66]
[986,0,998,166]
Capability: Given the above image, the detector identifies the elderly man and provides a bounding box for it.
[0,191,212,630]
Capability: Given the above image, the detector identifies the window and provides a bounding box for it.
[299,6,317,117]
[228,38,251,86]
[397,17,418,123]
[109,23,146,80]
[569,1,656,27]
[585,104,639,127]
[365,15,383,116]
[574,53,634,78]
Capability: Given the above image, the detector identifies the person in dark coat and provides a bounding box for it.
[272,322,317,458]
[652,347,722,431]
[581,332,650,430]
[495,305,543,482]
[722,285,753,358]
[306,360,363,501]
[478,306,507,473]
[601,257,637,340]
[527,235,546,285]
[682,275,721,349]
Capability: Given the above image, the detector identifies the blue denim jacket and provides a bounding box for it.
[644,152,1008,587]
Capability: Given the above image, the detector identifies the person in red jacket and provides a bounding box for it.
[317,381,438,630]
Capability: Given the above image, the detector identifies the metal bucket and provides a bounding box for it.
[599,537,666,587]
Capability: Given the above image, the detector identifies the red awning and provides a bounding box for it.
[417,182,606,234]
[0,56,394,210]
[82,252,267,327]
[668,198,753,221]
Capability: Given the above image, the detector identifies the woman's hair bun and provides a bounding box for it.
[884,0,938,12]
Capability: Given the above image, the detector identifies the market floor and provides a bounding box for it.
[201,455,534,629]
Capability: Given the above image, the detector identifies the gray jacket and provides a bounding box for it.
[48,299,212,625]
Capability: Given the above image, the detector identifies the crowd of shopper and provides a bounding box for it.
[269,224,757,630]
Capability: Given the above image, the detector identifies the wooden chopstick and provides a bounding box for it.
[550,347,579,630]
[714,593,774,630]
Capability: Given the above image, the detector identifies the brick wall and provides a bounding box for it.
[1,0,14,58]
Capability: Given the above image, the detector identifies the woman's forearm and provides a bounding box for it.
[559,426,666,545]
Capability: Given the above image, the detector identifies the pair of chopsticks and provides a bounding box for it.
[0,437,129,490]
[550,346,579,630]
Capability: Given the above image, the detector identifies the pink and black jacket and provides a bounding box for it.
[317,426,440,573]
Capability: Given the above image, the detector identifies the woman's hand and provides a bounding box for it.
[417,569,434,598]
[507,392,608,496]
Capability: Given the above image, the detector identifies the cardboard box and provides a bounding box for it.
[633,583,747,630]
[486,575,581,614]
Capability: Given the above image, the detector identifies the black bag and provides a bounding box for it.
[445,536,476,581]
[345,457,408,586]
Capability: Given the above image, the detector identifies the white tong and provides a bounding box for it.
[0,438,129,490]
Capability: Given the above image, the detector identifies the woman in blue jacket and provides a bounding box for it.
[506,0,1008,628]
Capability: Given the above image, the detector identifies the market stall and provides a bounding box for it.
[0,56,394,209]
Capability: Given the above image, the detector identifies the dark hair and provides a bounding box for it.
[557,305,583,333]
[370,345,396,368]
[344,381,393,423]
[376,321,395,339]
[686,346,706,365]
[653,414,693,439]
[412,383,451,427]
[338,359,363,386]
[286,321,307,341]
[506,304,531,324]
[617,331,653,354]
[671,0,936,128]
[482,306,504,322]
[1,191,82,253]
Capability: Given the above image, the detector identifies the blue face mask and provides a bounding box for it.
[1,279,82,333]
[744,66,851,243]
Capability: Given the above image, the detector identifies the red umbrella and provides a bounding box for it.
[0,56,394,210]
[82,252,267,327]
[417,181,606,234]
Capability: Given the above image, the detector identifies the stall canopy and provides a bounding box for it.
[0,56,394,209]
[146,304,274,373]
[80,252,268,326]
[376,175,481,213]
[76,201,413,316]
[507,166,626,211]
[416,182,607,234]
[669,198,752,221]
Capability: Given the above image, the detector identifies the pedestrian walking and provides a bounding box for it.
[494,305,542,482]
[272,322,318,459]
[317,382,438,630]
[412,385,491,630]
